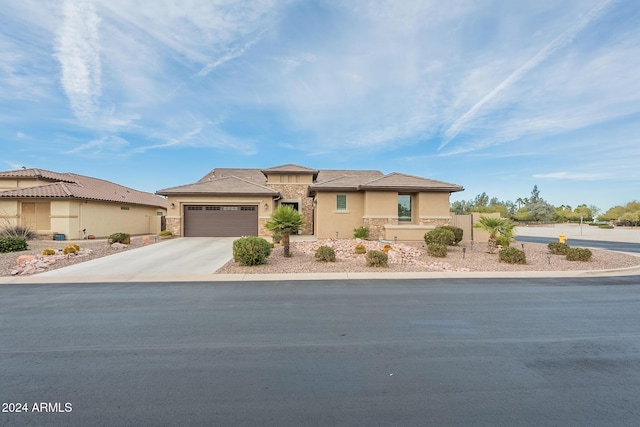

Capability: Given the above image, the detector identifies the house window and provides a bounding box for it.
[336,194,347,211]
[398,195,412,222]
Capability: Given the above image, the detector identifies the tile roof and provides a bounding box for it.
[198,168,266,184]
[175,164,463,194]
[0,169,167,208]
[157,176,279,196]
[0,168,77,183]
[360,172,464,192]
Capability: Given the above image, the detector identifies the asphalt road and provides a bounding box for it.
[2,278,640,426]
[516,236,640,253]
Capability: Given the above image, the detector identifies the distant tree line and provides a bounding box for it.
[598,201,640,226]
[450,185,611,223]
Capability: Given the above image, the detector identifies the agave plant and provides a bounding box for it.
[264,205,304,257]
[473,216,515,254]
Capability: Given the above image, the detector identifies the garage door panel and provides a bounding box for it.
[184,205,258,237]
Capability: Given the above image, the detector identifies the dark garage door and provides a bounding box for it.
[184,205,258,237]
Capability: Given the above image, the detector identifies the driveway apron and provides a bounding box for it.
[37,237,234,277]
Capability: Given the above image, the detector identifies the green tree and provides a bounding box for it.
[527,200,555,222]
[264,205,304,257]
[473,216,516,254]
[530,185,541,203]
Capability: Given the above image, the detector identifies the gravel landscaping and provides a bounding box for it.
[217,238,640,274]
[1,236,639,277]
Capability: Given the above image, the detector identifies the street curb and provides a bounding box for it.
[2,262,640,284]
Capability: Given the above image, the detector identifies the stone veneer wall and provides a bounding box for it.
[363,218,398,240]
[267,183,314,235]
[165,217,181,236]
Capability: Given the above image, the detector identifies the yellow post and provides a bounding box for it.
[559,233,567,244]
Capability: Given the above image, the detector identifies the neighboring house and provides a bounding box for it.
[0,168,167,240]
[156,164,464,241]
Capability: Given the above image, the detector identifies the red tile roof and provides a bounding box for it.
[0,169,167,208]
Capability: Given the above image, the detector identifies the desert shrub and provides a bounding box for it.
[0,237,28,253]
[0,225,35,239]
[365,250,388,267]
[315,245,336,262]
[63,244,80,254]
[108,232,130,245]
[439,225,463,245]
[496,235,511,247]
[41,248,56,256]
[353,226,370,239]
[427,243,447,258]
[159,230,173,236]
[566,247,592,261]
[548,242,570,255]
[232,236,272,266]
[424,228,456,246]
[355,244,367,254]
[272,229,283,244]
[499,247,527,264]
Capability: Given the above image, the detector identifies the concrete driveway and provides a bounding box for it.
[36,237,234,279]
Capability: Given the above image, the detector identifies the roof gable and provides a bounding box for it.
[157,176,279,196]
[360,172,464,192]
[198,168,266,184]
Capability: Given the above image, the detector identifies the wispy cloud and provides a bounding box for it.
[134,118,257,156]
[55,0,102,122]
[439,0,616,150]
[533,171,610,180]
[63,135,129,157]
[193,30,267,79]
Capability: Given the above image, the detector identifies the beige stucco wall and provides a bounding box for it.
[52,201,164,239]
[314,192,365,239]
[417,192,451,217]
[0,199,164,239]
[0,200,19,227]
[164,195,275,237]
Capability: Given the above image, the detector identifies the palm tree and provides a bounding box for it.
[264,205,304,257]
[473,216,516,254]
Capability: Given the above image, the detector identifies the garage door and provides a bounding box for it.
[184,205,258,237]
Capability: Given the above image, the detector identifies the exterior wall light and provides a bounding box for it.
[170,203,175,209]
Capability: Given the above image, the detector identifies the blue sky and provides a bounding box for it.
[2,0,638,212]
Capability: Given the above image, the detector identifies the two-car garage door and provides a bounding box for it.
[183,205,258,237]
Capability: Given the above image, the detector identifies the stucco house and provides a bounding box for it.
[0,168,167,240]
[156,164,464,241]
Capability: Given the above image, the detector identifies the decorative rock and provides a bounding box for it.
[16,255,36,264]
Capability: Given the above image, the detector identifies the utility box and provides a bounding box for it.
[559,233,567,244]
